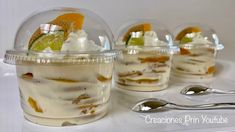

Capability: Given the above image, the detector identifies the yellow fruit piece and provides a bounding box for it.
[175,27,201,41]
[207,66,216,74]
[138,56,169,63]
[126,78,159,83]
[72,94,91,104]
[97,74,112,82]
[47,77,79,83]
[180,48,191,55]
[29,13,84,50]
[123,23,152,42]
[21,73,33,80]
[28,97,43,113]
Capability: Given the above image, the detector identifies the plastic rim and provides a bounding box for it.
[114,45,179,55]
[175,42,224,50]
[4,50,121,65]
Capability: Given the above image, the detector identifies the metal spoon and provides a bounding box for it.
[132,98,235,113]
[180,85,235,95]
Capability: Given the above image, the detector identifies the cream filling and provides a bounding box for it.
[17,63,113,124]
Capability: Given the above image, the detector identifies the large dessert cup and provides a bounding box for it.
[4,8,119,126]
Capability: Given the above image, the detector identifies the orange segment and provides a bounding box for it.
[207,66,216,74]
[175,27,201,41]
[180,48,191,55]
[28,97,43,113]
[53,13,84,30]
[29,13,84,49]
[138,56,169,63]
[123,23,152,42]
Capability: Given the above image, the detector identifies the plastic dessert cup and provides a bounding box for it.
[114,20,179,92]
[171,23,224,82]
[4,8,119,126]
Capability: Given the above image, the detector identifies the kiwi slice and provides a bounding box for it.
[180,36,193,44]
[29,31,64,51]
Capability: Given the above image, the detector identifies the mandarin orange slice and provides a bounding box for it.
[207,66,216,74]
[180,48,191,55]
[123,23,152,42]
[175,27,201,41]
[29,13,84,49]
[28,97,43,113]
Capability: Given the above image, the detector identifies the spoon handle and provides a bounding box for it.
[210,89,235,94]
[167,103,235,110]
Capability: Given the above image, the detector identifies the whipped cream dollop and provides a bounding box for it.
[61,30,103,52]
[184,32,212,44]
[144,31,168,46]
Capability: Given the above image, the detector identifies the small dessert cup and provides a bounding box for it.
[171,23,224,82]
[114,20,179,92]
[4,8,119,126]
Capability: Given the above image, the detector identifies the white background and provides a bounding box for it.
[0,0,235,60]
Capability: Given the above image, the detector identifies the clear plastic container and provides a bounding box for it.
[114,20,179,92]
[4,7,120,126]
[171,23,224,82]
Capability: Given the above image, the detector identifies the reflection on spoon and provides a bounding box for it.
[180,85,235,95]
[132,98,235,113]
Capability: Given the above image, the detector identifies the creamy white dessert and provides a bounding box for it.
[172,32,216,80]
[17,30,113,126]
[115,30,172,91]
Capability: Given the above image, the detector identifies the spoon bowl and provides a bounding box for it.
[180,85,210,95]
[180,85,235,96]
[132,98,168,112]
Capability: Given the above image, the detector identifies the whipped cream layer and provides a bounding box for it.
[17,63,113,126]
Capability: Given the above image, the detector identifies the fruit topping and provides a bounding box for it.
[97,74,112,82]
[138,56,169,63]
[175,27,202,44]
[21,73,33,80]
[47,77,79,83]
[125,78,159,84]
[180,48,191,55]
[207,66,216,74]
[124,23,152,46]
[118,71,142,77]
[29,13,84,51]
[28,97,43,113]
[72,94,91,104]
[175,27,201,41]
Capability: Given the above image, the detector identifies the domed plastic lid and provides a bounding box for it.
[115,20,179,54]
[173,23,224,50]
[4,7,120,65]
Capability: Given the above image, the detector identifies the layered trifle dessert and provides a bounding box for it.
[172,25,224,81]
[4,8,118,126]
[114,22,178,91]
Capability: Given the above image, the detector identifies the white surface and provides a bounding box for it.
[1,59,235,132]
[0,0,235,61]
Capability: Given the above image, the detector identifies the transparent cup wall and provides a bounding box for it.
[171,24,224,82]
[114,20,178,92]
[172,44,217,80]
[4,8,118,126]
